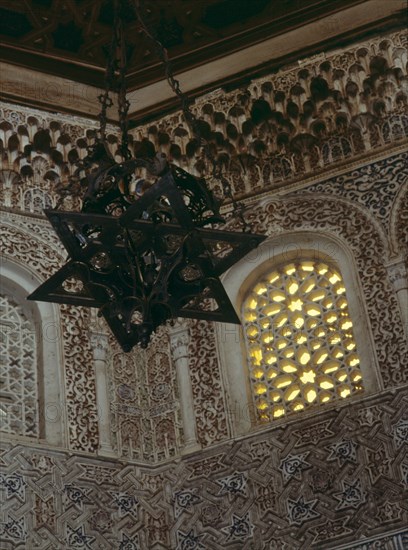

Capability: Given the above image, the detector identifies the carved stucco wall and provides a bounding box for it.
[108,327,184,463]
[1,149,406,549]
[0,215,185,461]
[187,149,408,446]
[1,214,99,454]
[0,26,407,550]
[0,29,407,211]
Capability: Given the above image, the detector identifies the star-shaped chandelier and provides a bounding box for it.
[28,0,266,351]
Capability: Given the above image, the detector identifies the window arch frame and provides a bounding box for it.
[1,257,67,447]
[217,231,381,437]
[0,287,40,438]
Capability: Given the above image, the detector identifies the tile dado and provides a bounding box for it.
[1,389,407,549]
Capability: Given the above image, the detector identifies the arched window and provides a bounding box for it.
[242,259,363,422]
[218,233,379,436]
[1,257,66,446]
[0,293,39,437]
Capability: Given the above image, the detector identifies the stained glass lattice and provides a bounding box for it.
[243,260,364,422]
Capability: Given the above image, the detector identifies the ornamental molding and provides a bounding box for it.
[0,210,65,258]
[288,151,408,257]
[1,29,407,212]
[241,141,408,207]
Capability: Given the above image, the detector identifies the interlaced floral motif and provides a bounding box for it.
[392,418,408,449]
[280,453,310,482]
[216,471,247,495]
[66,525,95,549]
[112,492,138,517]
[222,512,254,541]
[177,529,205,550]
[0,473,25,500]
[327,439,358,466]
[287,496,319,525]
[334,479,366,510]
[119,533,140,550]
[173,490,201,518]
[64,485,89,508]
[0,516,26,542]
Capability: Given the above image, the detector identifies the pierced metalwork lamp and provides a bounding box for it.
[28,0,266,351]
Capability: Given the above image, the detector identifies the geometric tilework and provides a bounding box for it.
[1,388,406,549]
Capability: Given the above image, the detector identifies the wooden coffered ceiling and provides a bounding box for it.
[0,0,405,121]
[0,0,368,89]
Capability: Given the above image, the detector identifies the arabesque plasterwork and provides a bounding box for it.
[0,27,407,549]
[0,29,407,214]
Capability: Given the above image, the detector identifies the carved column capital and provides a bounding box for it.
[169,320,190,361]
[387,260,408,291]
[386,258,408,340]
[90,332,109,363]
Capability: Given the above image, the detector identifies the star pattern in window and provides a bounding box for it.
[243,260,363,422]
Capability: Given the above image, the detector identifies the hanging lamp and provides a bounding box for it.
[28,0,266,351]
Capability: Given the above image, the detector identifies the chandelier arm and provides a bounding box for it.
[211,172,251,232]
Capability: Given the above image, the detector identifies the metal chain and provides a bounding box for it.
[133,0,251,232]
[116,2,132,159]
[132,0,199,135]
[97,0,131,159]
[97,0,118,142]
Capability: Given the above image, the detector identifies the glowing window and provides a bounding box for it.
[243,260,363,422]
